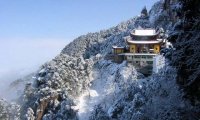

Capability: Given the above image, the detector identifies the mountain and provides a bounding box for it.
[1,0,200,120]
[167,0,200,104]
[19,16,152,120]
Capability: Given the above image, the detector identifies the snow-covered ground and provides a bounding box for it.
[75,60,137,120]
[74,60,197,120]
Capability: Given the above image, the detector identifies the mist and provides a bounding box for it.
[0,38,70,101]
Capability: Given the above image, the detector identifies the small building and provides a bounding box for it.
[112,29,166,75]
[112,46,125,54]
[112,46,126,63]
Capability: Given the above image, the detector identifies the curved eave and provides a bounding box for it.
[131,32,159,37]
[126,39,163,44]
[112,46,124,49]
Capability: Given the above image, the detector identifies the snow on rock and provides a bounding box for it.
[18,54,94,119]
[61,16,151,59]
[25,108,35,120]
[90,64,198,120]
[167,0,200,105]
[74,60,138,120]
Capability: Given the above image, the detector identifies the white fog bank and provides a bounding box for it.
[0,38,70,101]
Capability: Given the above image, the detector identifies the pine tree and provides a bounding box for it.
[141,6,148,17]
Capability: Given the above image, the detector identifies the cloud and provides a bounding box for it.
[0,38,71,101]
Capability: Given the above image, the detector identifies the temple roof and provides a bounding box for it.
[126,38,163,44]
[127,40,162,44]
[112,46,124,49]
[118,53,157,56]
[131,29,157,36]
[124,29,164,44]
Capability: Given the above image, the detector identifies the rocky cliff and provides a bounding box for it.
[167,0,200,105]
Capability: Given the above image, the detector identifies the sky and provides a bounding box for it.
[0,0,159,40]
[0,0,159,97]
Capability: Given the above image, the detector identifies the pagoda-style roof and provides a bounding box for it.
[123,29,164,44]
[126,39,162,44]
[130,34,158,40]
[131,29,158,36]
[118,53,157,56]
[130,29,159,40]
[125,36,163,44]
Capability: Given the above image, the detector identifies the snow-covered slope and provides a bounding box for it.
[61,16,151,59]
[19,15,151,119]
[89,63,199,120]
[167,0,200,104]
[76,61,138,120]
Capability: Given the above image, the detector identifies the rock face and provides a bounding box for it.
[90,64,200,120]
[1,0,200,119]
[159,0,200,104]
[20,54,94,119]
[77,61,139,120]
[149,0,200,105]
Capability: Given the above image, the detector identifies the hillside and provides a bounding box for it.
[19,14,152,120]
[168,0,200,104]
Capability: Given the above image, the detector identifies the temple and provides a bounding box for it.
[112,29,167,75]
